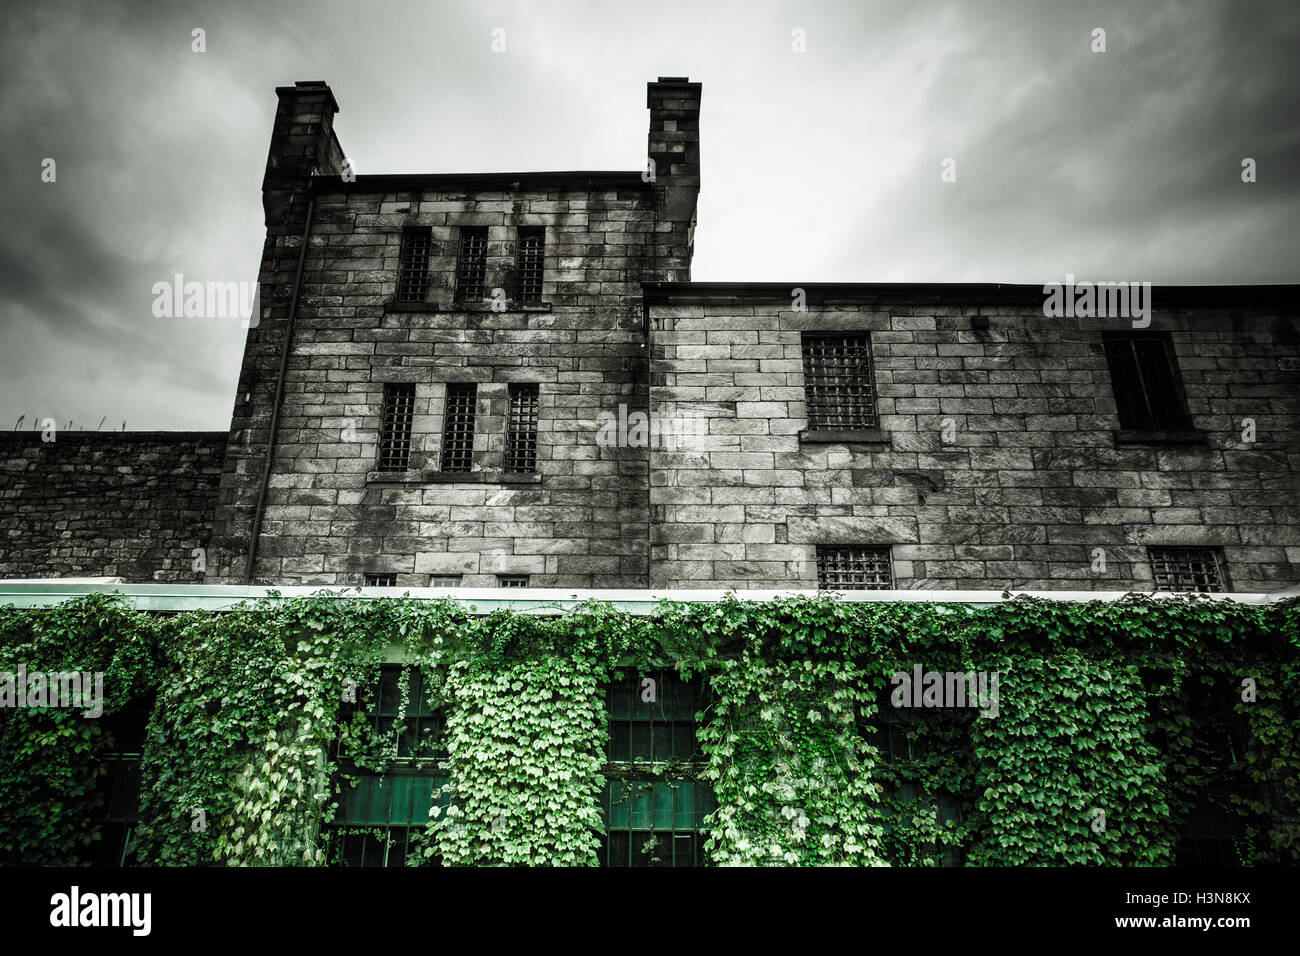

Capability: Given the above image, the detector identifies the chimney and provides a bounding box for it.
[647,77,701,279]
[262,81,345,226]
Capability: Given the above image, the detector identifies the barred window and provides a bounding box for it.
[1148,547,1226,593]
[504,384,540,473]
[454,226,488,302]
[440,383,476,473]
[497,574,529,588]
[364,573,396,587]
[428,575,462,588]
[325,667,446,868]
[396,227,432,302]
[516,227,544,303]
[1102,332,1192,431]
[816,545,893,590]
[801,334,878,429]
[377,383,415,472]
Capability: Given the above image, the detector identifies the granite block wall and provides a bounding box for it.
[647,287,1300,591]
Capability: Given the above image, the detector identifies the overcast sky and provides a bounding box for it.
[2,0,1297,431]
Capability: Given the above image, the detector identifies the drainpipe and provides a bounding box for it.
[244,194,315,583]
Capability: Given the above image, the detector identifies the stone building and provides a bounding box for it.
[1,76,1297,593]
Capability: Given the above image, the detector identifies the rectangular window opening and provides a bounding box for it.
[454,226,488,303]
[396,227,432,303]
[504,384,540,473]
[516,227,544,304]
[377,383,416,472]
[801,333,878,430]
[816,545,893,590]
[440,383,477,473]
[1148,546,1226,593]
[1102,332,1192,432]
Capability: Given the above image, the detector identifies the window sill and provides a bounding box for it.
[366,470,540,485]
[799,428,890,444]
[1113,429,1206,445]
[383,301,552,314]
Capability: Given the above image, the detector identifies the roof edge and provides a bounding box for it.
[642,282,1298,307]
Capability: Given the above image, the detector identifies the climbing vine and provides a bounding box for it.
[0,590,1295,866]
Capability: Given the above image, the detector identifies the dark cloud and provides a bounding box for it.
[1,0,1296,428]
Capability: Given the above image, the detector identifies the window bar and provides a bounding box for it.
[377,383,416,472]
[504,385,540,472]
[517,227,544,303]
[801,334,878,429]
[396,227,432,302]
[815,545,893,590]
[440,383,477,472]
[454,227,488,302]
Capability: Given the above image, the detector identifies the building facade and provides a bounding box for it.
[1,77,1297,593]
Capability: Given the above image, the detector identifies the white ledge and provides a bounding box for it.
[0,582,1286,614]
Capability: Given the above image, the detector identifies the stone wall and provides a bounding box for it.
[647,285,1300,592]
[208,79,701,586]
[0,432,226,581]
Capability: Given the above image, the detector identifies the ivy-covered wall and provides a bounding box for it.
[1,592,1296,866]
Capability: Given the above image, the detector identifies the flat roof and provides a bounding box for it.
[311,171,650,194]
[642,281,1298,308]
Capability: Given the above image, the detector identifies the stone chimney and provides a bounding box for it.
[261,81,345,227]
[647,77,701,279]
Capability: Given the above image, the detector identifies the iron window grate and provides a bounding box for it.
[516,227,545,303]
[816,545,893,590]
[504,384,540,472]
[428,575,462,587]
[1149,547,1226,593]
[364,573,397,587]
[497,574,529,588]
[396,227,432,302]
[440,383,477,472]
[454,226,488,302]
[801,334,878,429]
[377,383,416,472]
[1102,332,1192,431]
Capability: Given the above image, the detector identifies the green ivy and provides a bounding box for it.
[0,591,1295,866]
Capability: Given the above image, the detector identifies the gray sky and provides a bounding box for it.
[2,0,1297,431]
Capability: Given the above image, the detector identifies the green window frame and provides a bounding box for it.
[598,780,715,867]
[601,669,713,866]
[323,770,450,868]
[606,668,703,762]
[325,666,445,866]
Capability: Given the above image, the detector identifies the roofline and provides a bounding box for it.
[0,431,226,443]
[641,281,1298,307]
[0,583,1285,615]
[310,171,650,194]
